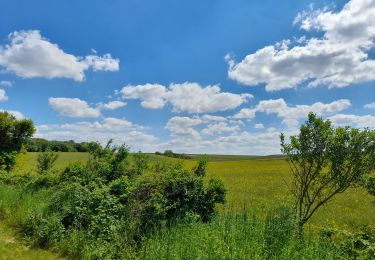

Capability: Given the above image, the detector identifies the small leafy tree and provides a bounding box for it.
[36,151,59,174]
[0,111,35,171]
[194,156,208,177]
[280,113,375,235]
[365,176,375,197]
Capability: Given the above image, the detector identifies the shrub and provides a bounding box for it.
[22,213,65,249]
[0,111,35,171]
[365,176,375,197]
[36,151,59,174]
[131,163,226,235]
[11,142,226,258]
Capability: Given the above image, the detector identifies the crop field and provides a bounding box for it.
[12,152,375,232]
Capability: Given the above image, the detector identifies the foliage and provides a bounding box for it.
[156,150,192,159]
[3,141,226,258]
[365,176,375,197]
[131,163,226,236]
[281,112,375,234]
[193,156,208,177]
[36,151,59,174]
[27,138,93,152]
[0,111,35,171]
[86,140,131,182]
[320,227,375,259]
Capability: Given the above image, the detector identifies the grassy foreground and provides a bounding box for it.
[12,152,375,230]
[0,152,373,259]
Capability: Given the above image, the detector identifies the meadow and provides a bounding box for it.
[0,152,373,259]
[12,152,375,230]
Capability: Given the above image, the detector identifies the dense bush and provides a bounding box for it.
[156,150,192,159]
[365,176,375,197]
[27,138,93,152]
[0,111,35,171]
[17,141,226,258]
[36,151,59,174]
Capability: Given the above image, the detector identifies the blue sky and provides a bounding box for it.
[0,0,374,154]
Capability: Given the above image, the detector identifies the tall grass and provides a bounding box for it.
[0,185,50,228]
[139,208,339,260]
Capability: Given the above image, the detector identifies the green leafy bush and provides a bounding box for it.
[36,151,59,174]
[18,141,226,258]
[365,176,375,197]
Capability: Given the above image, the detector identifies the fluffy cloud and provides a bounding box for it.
[227,0,375,91]
[364,102,375,109]
[165,116,202,140]
[35,117,157,151]
[254,123,264,129]
[121,82,252,113]
[49,98,126,118]
[329,114,375,128]
[99,101,127,110]
[0,89,8,102]
[121,84,166,109]
[165,114,244,142]
[233,98,351,128]
[201,122,240,135]
[49,97,101,118]
[232,108,256,119]
[83,54,119,72]
[0,30,119,81]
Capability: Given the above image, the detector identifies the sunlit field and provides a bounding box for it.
[13,152,375,231]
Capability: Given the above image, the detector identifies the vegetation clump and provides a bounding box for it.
[0,111,35,171]
[18,141,226,258]
[281,112,375,235]
[155,149,192,159]
[36,151,59,174]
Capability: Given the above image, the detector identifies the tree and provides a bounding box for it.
[0,111,35,171]
[280,113,375,236]
[36,151,59,174]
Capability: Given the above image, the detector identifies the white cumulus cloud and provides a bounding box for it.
[49,97,126,118]
[227,0,375,91]
[0,30,119,81]
[121,82,252,113]
[329,114,375,128]
[99,101,127,110]
[233,98,351,128]
[49,97,100,118]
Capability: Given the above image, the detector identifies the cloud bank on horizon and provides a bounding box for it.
[0,0,374,155]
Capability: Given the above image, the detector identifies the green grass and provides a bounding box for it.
[0,185,60,260]
[1,152,374,259]
[139,211,339,260]
[0,221,60,260]
[10,152,375,231]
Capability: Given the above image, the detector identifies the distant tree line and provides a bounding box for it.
[27,138,93,152]
[155,149,191,159]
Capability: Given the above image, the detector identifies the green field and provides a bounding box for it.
[0,152,373,259]
[12,152,375,231]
